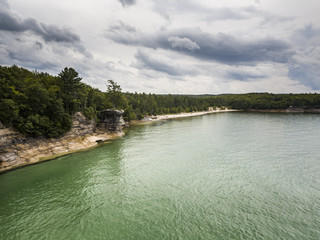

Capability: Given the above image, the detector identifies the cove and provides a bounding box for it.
[0,112,320,240]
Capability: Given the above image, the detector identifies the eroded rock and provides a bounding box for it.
[0,111,125,173]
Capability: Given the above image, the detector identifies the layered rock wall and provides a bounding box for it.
[98,109,126,132]
[0,111,125,173]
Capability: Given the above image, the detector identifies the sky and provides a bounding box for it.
[0,0,319,94]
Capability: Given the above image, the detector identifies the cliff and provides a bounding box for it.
[0,110,126,173]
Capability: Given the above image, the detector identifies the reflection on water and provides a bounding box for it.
[0,113,320,240]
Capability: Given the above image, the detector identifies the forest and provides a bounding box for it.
[1,65,320,137]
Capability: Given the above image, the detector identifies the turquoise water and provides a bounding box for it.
[0,112,320,239]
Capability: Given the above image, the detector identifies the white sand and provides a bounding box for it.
[142,109,237,122]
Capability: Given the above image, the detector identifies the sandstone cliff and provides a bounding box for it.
[0,111,126,173]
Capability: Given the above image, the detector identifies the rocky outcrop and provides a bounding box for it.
[65,112,96,137]
[98,109,126,132]
[0,125,24,146]
[0,111,126,173]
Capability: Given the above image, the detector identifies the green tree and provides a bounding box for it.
[58,67,83,114]
[106,80,125,109]
[0,99,19,125]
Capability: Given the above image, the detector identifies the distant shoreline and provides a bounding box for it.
[130,109,238,125]
[244,108,320,113]
[130,107,320,125]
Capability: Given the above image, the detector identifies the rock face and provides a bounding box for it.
[0,111,126,173]
[98,109,126,132]
[65,112,96,137]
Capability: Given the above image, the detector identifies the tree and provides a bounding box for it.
[0,99,19,125]
[106,80,123,109]
[58,67,83,114]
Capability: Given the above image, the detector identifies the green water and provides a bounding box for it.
[1,113,320,240]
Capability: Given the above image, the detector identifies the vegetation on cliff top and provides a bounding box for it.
[1,65,320,137]
[0,65,113,137]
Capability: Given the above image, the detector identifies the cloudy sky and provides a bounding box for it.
[0,0,319,94]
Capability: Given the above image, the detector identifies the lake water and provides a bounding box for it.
[0,112,320,240]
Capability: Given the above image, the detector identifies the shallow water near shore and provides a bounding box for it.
[1,112,320,239]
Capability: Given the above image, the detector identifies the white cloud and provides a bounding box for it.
[1,0,320,93]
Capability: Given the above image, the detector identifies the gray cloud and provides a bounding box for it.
[119,0,136,7]
[0,38,59,71]
[0,31,59,71]
[1,0,319,93]
[297,24,320,39]
[0,6,80,43]
[259,13,293,26]
[108,21,137,33]
[152,1,291,25]
[0,0,93,75]
[134,50,200,77]
[226,69,268,81]
[155,1,249,24]
[106,23,294,65]
[288,62,320,90]
[0,28,91,77]
[0,0,9,8]
[106,21,142,45]
[34,41,43,50]
[152,1,255,22]
[168,36,200,51]
[134,50,184,76]
[293,24,320,47]
[286,24,320,89]
[204,6,259,22]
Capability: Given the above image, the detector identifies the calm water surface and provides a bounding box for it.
[1,113,320,239]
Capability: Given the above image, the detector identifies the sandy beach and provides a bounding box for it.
[135,109,237,123]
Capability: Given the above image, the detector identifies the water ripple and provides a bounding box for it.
[1,113,320,239]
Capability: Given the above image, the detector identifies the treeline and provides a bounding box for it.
[0,65,113,137]
[123,93,210,121]
[123,92,320,119]
[1,65,320,137]
[206,93,320,110]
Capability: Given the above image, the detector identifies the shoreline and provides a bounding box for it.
[0,131,124,174]
[2,107,318,174]
[0,109,234,174]
[245,108,320,113]
[131,109,238,125]
[0,110,125,174]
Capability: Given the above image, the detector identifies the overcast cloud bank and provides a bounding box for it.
[0,0,319,93]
